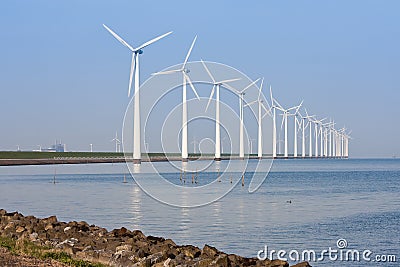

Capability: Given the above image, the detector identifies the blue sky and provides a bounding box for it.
[0,0,399,157]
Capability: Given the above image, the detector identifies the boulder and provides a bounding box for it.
[42,215,58,224]
[201,244,220,258]
[15,226,25,233]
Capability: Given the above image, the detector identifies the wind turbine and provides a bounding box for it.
[269,86,279,158]
[103,24,172,164]
[323,121,334,158]
[342,129,352,158]
[153,36,200,161]
[300,109,314,158]
[305,109,315,158]
[275,101,302,158]
[111,131,121,153]
[328,120,334,157]
[244,78,271,159]
[338,127,351,158]
[226,78,261,159]
[201,60,241,160]
[292,101,303,158]
[319,119,327,157]
[312,117,326,158]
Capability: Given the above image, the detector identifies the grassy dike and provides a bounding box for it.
[0,151,125,159]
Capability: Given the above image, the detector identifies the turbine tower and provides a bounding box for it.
[305,109,315,158]
[312,117,326,158]
[153,36,200,162]
[300,110,314,158]
[292,101,303,158]
[103,24,172,164]
[201,60,240,160]
[269,86,279,158]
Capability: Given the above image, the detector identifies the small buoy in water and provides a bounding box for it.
[230,176,233,183]
[241,175,244,187]
[53,168,57,184]
[123,174,128,183]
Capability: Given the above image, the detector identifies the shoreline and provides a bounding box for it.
[0,156,348,167]
[0,209,310,267]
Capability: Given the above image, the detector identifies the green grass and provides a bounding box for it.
[0,236,107,267]
[42,252,106,267]
[0,151,124,159]
[0,236,16,252]
[0,151,214,160]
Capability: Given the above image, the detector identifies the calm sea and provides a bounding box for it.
[0,159,399,266]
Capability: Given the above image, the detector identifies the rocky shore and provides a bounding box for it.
[0,209,310,267]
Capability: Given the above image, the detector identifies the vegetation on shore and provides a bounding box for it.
[0,151,257,160]
[0,151,124,160]
[0,236,106,267]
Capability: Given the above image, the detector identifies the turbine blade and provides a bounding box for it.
[184,73,200,100]
[296,100,303,113]
[244,100,258,107]
[201,59,216,83]
[280,114,285,131]
[103,24,134,51]
[152,69,180,75]
[222,82,238,93]
[128,53,136,97]
[269,85,273,103]
[273,97,284,110]
[205,85,215,112]
[261,103,272,117]
[135,31,173,51]
[258,78,264,100]
[219,78,241,84]
[183,35,197,69]
[240,78,261,93]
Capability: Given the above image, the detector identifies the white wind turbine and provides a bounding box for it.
[227,79,261,159]
[323,121,334,157]
[111,131,121,153]
[269,86,279,158]
[299,109,314,158]
[338,127,351,158]
[328,120,335,157]
[153,36,200,161]
[103,24,172,164]
[274,100,302,158]
[201,60,241,160]
[244,78,271,159]
[292,101,303,158]
[319,119,327,157]
[342,129,352,158]
[305,109,315,158]
[312,117,326,158]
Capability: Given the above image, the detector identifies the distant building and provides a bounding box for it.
[40,142,66,152]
